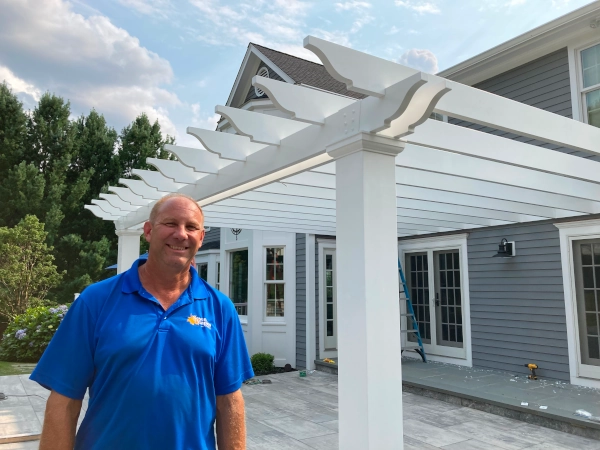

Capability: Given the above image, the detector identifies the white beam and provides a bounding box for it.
[108,186,151,206]
[118,179,167,200]
[215,105,311,145]
[410,120,600,183]
[98,194,139,212]
[252,76,355,125]
[147,157,208,183]
[84,205,119,221]
[304,35,600,155]
[91,200,128,216]
[131,169,187,192]
[186,129,267,161]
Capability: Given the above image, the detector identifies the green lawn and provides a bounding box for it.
[0,361,36,376]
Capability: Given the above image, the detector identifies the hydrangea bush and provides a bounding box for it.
[0,304,70,362]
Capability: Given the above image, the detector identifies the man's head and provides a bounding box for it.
[143,194,205,271]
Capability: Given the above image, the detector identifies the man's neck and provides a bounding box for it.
[139,261,191,310]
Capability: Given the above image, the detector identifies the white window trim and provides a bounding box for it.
[263,246,286,321]
[555,219,600,389]
[318,240,337,359]
[568,38,600,124]
[398,233,472,367]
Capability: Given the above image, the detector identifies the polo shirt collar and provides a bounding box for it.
[121,258,209,301]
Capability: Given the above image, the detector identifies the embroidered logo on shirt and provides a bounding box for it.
[187,315,211,329]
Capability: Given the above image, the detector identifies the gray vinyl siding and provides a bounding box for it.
[296,234,307,369]
[449,48,600,162]
[467,222,570,381]
[202,227,220,245]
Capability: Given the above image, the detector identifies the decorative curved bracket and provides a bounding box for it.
[379,80,451,138]
[118,178,166,200]
[183,131,263,162]
[108,186,151,206]
[164,144,231,171]
[91,199,128,216]
[252,76,355,125]
[84,204,121,221]
[304,35,417,97]
[131,169,187,192]
[147,157,207,183]
[98,194,139,212]
[215,105,310,145]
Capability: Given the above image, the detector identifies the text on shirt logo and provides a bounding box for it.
[187,315,212,329]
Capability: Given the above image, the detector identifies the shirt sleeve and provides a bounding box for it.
[213,296,254,396]
[29,294,96,400]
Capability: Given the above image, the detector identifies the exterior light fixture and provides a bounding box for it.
[493,238,516,258]
[231,228,242,240]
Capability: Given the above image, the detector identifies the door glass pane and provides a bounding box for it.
[582,44,600,88]
[436,250,463,348]
[574,239,600,366]
[198,263,208,281]
[586,90,600,128]
[405,252,430,342]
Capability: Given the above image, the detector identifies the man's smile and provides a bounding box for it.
[167,244,188,250]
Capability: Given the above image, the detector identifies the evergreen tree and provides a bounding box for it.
[0,83,27,183]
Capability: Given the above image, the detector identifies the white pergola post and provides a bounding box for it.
[116,229,142,274]
[331,134,404,449]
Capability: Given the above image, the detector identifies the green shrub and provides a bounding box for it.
[0,304,70,362]
[251,352,275,375]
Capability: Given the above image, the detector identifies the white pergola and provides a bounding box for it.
[86,37,600,449]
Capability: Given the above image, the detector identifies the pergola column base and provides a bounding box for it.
[115,228,142,274]
[334,134,404,449]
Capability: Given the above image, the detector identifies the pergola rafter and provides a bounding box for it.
[83,36,600,449]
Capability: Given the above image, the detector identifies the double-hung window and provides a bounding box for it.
[580,43,600,128]
[265,247,284,317]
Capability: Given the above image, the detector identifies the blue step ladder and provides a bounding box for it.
[399,259,427,362]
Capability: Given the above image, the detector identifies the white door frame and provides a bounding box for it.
[398,233,473,367]
[556,219,600,388]
[318,240,338,359]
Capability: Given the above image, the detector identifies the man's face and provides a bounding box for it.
[143,197,205,270]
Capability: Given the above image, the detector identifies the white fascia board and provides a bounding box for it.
[249,45,295,84]
[437,3,600,85]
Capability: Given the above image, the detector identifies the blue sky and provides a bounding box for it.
[0,0,594,148]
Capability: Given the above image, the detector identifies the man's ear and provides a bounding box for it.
[143,221,152,243]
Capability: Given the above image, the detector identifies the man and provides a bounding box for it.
[31,193,254,449]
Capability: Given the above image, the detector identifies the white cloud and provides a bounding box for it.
[335,1,372,12]
[0,0,178,135]
[399,49,439,73]
[395,1,441,14]
[118,0,173,17]
[0,66,41,102]
[387,26,401,35]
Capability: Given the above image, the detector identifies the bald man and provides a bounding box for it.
[31,193,254,450]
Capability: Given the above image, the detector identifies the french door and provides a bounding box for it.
[405,249,466,358]
[573,239,600,377]
[324,249,337,350]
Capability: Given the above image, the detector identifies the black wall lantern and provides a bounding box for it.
[493,238,516,258]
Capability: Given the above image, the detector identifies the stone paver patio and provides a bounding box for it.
[0,371,598,448]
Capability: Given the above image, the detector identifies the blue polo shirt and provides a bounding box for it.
[31,259,254,450]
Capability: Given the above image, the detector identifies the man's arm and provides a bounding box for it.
[216,389,246,449]
[39,390,82,450]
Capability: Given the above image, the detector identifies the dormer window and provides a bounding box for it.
[254,67,270,97]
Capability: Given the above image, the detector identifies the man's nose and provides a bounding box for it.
[173,224,188,239]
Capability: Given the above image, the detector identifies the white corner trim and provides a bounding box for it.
[305,234,316,370]
[555,219,600,388]
[398,233,472,367]
[317,240,337,359]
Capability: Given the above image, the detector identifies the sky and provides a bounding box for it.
[0,0,595,148]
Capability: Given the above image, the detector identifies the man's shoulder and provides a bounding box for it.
[78,272,127,307]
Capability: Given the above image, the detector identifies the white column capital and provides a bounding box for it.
[326,132,405,159]
[115,228,143,237]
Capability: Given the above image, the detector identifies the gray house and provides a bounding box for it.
[193,3,600,389]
